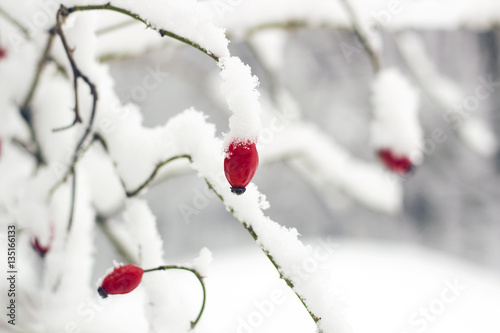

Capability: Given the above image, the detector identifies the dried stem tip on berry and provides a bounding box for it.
[98,264,144,298]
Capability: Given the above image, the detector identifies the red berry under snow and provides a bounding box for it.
[378,149,413,175]
[0,48,6,59]
[98,264,144,298]
[224,140,259,195]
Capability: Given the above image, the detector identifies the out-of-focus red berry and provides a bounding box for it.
[378,149,413,175]
[31,224,55,257]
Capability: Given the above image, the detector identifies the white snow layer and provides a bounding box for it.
[370,68,423,163]
[219,56,262,144]
[220,0,500,39]
[124,199,177,331]
[261,122,403,214]
[198,240,500,333]
[396,32,498,157]
[61,0,230,58]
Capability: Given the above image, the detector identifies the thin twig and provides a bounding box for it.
[143,265,206,329]
[10,137,35,157]
[46,55,69,79]
[337,0,381,73]
[65,4,219,62]
[50,5,98,231]
[19,28,58,167]
[96,18,138,36]
[96,215,139,265]
[124,155,192,197]
[0,6,30,38]
[67,171,77,231]
[21,28,57,111]
[49,133,99,198]
[204,180,323,327]
[54,6,85,130]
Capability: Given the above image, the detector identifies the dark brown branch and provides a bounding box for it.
[50,5,98,231]
[19,28,58,167]
[204,180,323,328]
[53,6,84,131]
[96,215,139,265]
[143,265,206,329]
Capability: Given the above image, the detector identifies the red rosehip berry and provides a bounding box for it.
[31,238,51,257]
[98,264,144,298]
[0,48,6,59]
[224,140,259,195]
[31,224,55,258]
[378,149,413,175]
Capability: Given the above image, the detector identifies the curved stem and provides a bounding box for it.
[124,154,192,197]
[64,4,219,62]
[337,0,381,73]
[143,265,206,330]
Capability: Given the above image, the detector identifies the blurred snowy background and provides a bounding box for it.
[105,30,500,268]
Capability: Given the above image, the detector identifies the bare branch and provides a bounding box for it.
[0,6,30,38]
[143,265,207,329]
[49,5,99,231]
[337,0,381,73]
[123,155,193,197]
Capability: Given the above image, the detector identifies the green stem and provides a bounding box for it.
[143,265,206,330]
[204,181,322,327]
[0,6,30,38]
[124,154,192,197]
[65,4,219,62]
[96,18,138,35]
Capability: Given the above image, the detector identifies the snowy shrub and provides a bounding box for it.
[0,1,498,332]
